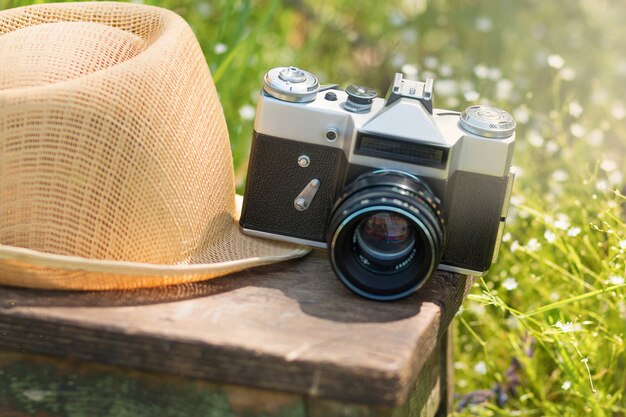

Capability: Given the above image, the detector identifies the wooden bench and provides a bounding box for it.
[0,250,472,417]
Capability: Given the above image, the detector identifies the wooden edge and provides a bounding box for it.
[0,314,408,406]
[307,335,442,417]
[435,327,454,417]
[393,273,474,405]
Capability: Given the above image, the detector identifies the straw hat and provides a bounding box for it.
[0,2,309,290]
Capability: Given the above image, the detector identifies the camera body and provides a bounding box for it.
[240,66,515,300]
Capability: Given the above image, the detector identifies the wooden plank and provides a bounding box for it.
[0,250,471,406]
[0,350,306,417]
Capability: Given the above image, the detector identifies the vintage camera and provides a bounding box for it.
[240,66,515,301]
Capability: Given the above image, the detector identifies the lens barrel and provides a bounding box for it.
[328,170,445,301]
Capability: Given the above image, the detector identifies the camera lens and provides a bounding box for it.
[328,170,444,301]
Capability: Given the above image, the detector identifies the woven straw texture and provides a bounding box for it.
[0,2,308,290]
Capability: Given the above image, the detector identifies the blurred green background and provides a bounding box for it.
[2,0,625,415]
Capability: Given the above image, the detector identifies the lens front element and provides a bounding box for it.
[328,171,445,301]
[355,213,416,272]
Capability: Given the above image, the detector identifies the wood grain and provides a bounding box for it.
[0,250,472,406]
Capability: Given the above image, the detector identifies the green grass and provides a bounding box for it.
[2,0,625,415]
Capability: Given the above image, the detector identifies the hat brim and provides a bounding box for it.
[0,195,311,290]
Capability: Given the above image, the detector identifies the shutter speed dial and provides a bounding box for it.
[344,84,377,113]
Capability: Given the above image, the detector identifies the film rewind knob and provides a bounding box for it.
[459,105,515,139]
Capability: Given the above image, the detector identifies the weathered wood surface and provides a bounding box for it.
[0,340,440,417]
[0,250,472,407]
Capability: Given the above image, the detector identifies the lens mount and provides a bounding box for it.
[328,170,445,301]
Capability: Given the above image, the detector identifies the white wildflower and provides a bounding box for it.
[608,171,623,186]
[214,43,228,55]
[547,54,565,69]
[544,230,557,243]
[619,239,626,250]
[608,275,625,286]
[488,67,502,81]
[560,67,576,81]
[238,104,256,121]
[596,180,609,191]
[464,90,480,102]
[587,129,604,147]
[388,11,405,27]
[506,315,519,329]
[474,64,489,79]
[502,232,511,242]
[527,130,544,147]
[197,3,212,17]
[568,101,583,118]
[474,361,488,375]
[550,292,560,301]
[401,63,418,77]
[510,240,520,253]
[496,79,514,101]
[570,123,586,138]
[611,102,625,120]
[391,53,406,68]
[545,141,560,154]
[513,105,530,124]
[554,320,582,333]
[526,238,541,252]
[551,169,569,182]
[475,17,493,32]
[600,159,618,172]
[424,56,439,69]
[439,64,453,77]
[567,227,581,237]
[502,277,518,291]
[553,215,571,231]
[562,380,572,390]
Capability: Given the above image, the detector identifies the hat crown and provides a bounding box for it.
[0,21,145,90]
[0,2,235,265]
